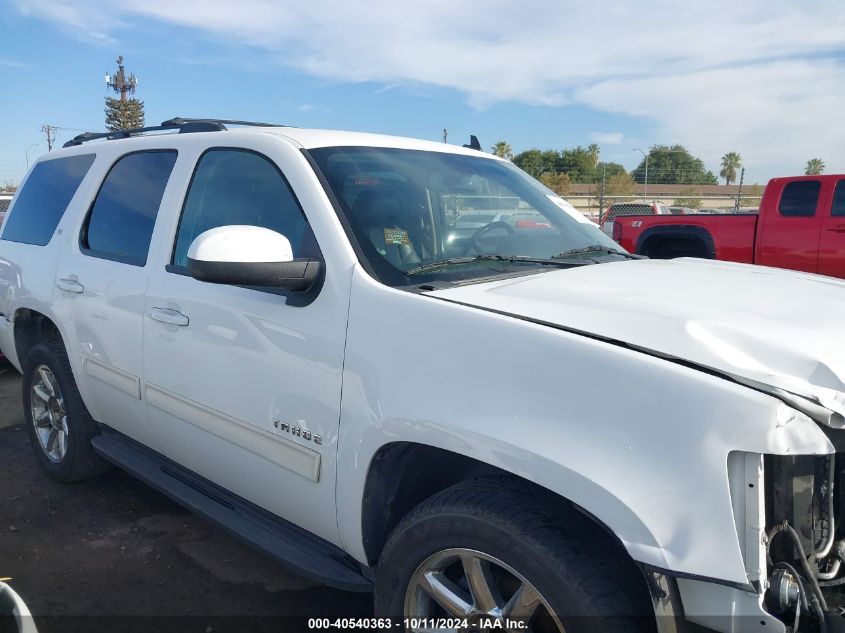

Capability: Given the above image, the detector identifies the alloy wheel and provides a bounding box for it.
[404,548,564,632]
[30,365,69,463]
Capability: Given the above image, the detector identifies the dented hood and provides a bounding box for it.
[428,258,845,424]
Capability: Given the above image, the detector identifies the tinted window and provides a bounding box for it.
[833,181,845,217]
[82,151,177,265]
[172,149,315,268]
[779,181,820,217]
[2,154,95,246]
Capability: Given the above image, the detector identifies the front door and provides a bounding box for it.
[142,142,348,544]
[819,179,845,279]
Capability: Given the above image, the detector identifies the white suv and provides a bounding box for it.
[1,118,844,633]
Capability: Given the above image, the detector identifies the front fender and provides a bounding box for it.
[335,268,833,587]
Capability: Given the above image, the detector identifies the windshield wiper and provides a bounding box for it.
[552,245,641,260]
[404,254,594,276]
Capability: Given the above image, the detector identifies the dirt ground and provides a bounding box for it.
[0,365,372,632]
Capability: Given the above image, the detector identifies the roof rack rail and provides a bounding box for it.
[62,117,285,148]
[161,117,285,128]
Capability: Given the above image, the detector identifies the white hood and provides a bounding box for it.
[429,258,845,424]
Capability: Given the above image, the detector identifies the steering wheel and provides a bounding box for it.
[465,221,515,255]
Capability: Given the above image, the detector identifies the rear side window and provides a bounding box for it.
[832,181,845,217]
[1,154,95,246]
[171,149,314,268]
[81,151,177,266]
[779,181,820,217]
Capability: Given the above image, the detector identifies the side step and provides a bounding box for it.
[91,430,372,592]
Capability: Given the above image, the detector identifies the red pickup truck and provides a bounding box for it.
[613,174,845,279]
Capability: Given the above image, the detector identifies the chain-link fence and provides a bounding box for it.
[567,194,762,223]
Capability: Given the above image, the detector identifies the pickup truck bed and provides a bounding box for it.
[615,213,758,263]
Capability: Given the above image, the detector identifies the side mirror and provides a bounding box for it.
[187,225,322,292]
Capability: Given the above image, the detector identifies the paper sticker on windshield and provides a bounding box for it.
[546,195,595,225]
[384,228,411,245]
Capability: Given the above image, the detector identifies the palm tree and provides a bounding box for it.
[719,152,742,185]
[587,144,600,167]
[491,141,513,161]
[805,158,825,175]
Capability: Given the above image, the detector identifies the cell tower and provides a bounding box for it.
[105,56,138,103]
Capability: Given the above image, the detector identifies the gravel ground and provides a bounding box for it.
[0,365,372,632]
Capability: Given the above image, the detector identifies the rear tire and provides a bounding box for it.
[375,479,654,633]
[22,339,111,482]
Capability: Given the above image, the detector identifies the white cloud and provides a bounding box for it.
[591,132,623,145]
[0,58,28,68]
[297,103,315,112]
[577,59,845,178]
[14,0,845,177]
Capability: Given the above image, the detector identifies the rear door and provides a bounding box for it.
[55,149,179,448]
[755,178,823,273]
[818,179,845,279]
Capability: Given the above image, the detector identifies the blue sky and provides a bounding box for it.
[2,0,844,186]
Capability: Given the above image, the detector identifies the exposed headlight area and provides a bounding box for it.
[764,452,845,629]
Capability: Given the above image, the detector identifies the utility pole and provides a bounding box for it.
[734,167,745,213]
[105,55,138,102]
[598,163,607,223]
[442,128,448,143]
[41,125,57,152]
[633,148,648,201]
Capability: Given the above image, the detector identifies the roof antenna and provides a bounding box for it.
[463,135,481,151]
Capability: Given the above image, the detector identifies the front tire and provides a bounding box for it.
[375,480,654,633]
[22,339,111,482]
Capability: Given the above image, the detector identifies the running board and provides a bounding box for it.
[91,430,372,592]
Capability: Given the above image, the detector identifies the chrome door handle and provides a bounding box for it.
[148,307,189,327]
[56,278,84,293]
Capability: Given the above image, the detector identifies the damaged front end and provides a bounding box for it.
[764,443,845,631]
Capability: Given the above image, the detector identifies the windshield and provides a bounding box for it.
[308,146,626,287]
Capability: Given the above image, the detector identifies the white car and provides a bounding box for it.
[1,117,844,633]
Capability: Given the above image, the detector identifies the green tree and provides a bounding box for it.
[674,187,702,209]
[631,145,717,185]
[719,152,742,185]
[559,146,597,183]
[513,149,560,179]
[539,172,572,195]
[491,141,513,160]
[587,144,600,167]
[605,172,636,197]
[597,162,628,179]
[105,96,145,132]
[805,158,825,175]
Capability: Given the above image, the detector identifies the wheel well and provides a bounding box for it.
[640,234,710,259]
[361,443,646,589]
[636,225,716,261]
[13,309,63,363]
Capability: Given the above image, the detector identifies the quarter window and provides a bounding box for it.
[172,149,316,268]
[779,181,821,217]
[833,181,845,217]
[81,151,177,266]
[2,154,95,246]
